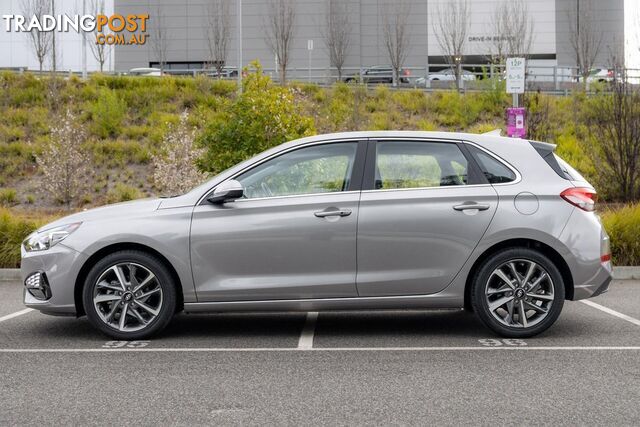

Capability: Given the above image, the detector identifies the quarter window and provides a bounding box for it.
[466,145,516,184]
[235,143,358,199]
[374,141,469,189]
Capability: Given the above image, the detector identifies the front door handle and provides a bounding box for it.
[314,209,352,218]
[453,203,490,211]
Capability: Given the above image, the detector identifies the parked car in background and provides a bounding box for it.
[22,131,612,340]
[584,68,615,83]
[127,67,162,77]
[344,66,411,84]
[416,69,477,85]
[208,67,238,78]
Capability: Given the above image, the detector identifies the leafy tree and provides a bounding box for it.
[198,62,316,174]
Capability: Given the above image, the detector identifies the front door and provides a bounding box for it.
[356,139,498,297]
[190,141,364,302]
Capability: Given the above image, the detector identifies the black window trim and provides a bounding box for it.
[361,138,488,192]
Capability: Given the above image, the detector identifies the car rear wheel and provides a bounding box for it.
[82,250,177,340]
[471,248,565,338]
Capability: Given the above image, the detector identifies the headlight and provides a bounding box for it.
[23,222,82,252]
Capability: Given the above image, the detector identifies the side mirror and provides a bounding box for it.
[207,180,244,204]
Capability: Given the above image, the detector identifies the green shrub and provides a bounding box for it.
[0,188,17,205]
[416,119,438,131]
[106,183,142,204]
[0,209,44,268]
[393,90,429,115]
[89,89,127,138]
[93,140,151,167]
[432,91,482,129]
[198,62,316,174]
[601,204,640,265]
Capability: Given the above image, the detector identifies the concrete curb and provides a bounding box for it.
[0,269,20,282]
[2,267,640,282]
[611,266,640,280]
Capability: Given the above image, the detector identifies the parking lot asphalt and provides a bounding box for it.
[1,280,639,425]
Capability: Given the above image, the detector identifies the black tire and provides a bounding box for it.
[82,250,177,340]
[471,247,565,338]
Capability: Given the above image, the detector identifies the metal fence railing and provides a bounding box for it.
[3,64,640,94]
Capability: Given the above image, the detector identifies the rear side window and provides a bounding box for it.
[466,145,516,183]
[554,154,587,182]
[374,141,469,189]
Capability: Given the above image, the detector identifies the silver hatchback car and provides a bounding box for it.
[21,131,612,339]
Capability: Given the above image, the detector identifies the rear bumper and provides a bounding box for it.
[571,263,613,300]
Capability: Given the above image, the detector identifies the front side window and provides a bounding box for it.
[374,141,469,189]
[236,143,358,199]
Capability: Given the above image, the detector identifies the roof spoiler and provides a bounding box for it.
[483,129,502,136]
[530,140,557,152]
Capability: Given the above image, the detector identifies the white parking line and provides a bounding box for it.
[297,312,318,349]
[0,308,33,323]
[580,300,640,327]
[0,346,639,353]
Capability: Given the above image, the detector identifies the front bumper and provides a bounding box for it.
[21,243,88,316]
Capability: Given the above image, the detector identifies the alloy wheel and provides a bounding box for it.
[92,263,163,332]
[485,259,555,328]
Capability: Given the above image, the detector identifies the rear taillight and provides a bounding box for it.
[560,187,597,212]
[601,233,611,264]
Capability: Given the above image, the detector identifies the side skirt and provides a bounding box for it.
[183,293,463,314]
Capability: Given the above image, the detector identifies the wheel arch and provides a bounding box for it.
[463,238,574,311]
[74,242,184,317]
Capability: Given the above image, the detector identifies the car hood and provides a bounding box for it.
[39,198,163,231]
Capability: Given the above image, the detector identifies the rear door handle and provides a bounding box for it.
[314,209,352,218]
[453,203,490,211]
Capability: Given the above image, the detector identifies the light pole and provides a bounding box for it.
[236,0,242,93]
[82,0,87,79]
[425,0,430,88]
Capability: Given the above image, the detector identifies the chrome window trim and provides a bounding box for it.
[360,183,493,195]
[229,190,361,204]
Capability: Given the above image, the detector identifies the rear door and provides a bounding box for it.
[356,139,498,297]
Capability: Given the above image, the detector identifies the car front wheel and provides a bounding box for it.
[82,250,177,340]
[471,248,565,338]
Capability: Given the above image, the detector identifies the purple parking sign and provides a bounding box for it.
[506,107,526,138]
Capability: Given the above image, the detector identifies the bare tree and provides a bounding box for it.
[151,7,170,73]
[381,0,411,87]
[36,110,91,209]
[433,0,469,91]
[21,0,52,72]
[206,0,231,77]
[586,70,640,201]
[88,0,111,72]
[322,0,351,81]
[490,0,534,63]
[568,1,603,87]
[152,112,207,195]
[265,0,296,85]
